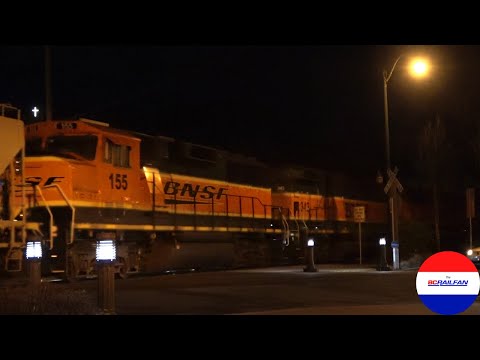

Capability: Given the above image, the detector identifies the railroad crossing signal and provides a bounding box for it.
[384,167,403,195]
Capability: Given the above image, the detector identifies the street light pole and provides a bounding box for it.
[383,55,402,271]
[45,46,52,121]
[382,54,431,271]
[383,55,402,171]
[383,71,391,171]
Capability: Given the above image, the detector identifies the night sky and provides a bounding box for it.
[1,45,479,185]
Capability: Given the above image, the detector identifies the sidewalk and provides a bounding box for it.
[234,302,480,315]
[230,263,411,273]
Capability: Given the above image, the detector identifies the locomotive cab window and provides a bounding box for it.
[188,145,216,163]
[44,135,97,160]
[104,139,112,163]
[104,138,131,168]
[25,137,43,156]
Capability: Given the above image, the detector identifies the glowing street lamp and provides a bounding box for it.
[382,54,430,271]
[409,57,430,78]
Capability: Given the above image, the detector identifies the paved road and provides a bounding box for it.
[56,264,480,315]
[3,264,479,315]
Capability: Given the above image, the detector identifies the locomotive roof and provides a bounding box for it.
[26,118,142,141]
[79,119,141,141]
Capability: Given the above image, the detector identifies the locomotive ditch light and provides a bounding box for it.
[307,239,314,247]
[26,241,42,259]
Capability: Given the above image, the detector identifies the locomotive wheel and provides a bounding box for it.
[87,259,97,278]
[117,257,129,279]
[66,257,79,282]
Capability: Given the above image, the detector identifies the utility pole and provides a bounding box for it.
[45,46,52,121]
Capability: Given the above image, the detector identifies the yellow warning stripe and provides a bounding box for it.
[74,223,283,233]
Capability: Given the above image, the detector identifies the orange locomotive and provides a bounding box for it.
[1,107,392,278]
[14,118,287,278]
[271,190,387,262]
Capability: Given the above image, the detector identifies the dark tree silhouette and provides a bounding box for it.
[418,114,446,252]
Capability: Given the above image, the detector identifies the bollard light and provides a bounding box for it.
[26,240,42,293]
[96,238,116,315]
[304,238,317,272]
[377,237,390,271]
[391,241,399,270]
[26,241,42,259]
[96,240,116,261]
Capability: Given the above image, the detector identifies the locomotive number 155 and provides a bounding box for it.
[109,173,128,190]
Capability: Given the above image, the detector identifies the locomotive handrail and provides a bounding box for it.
[0,103,21,119]
[20,147,27,245]
[151,173,156,233]
[34,185,54,250]
[143,173,273,221]
[302,219,308,231]
[43,184,75,245]
[293,219,300,236]
[223,193,269,219]
[144,175,293,236]
[308,206,325,221]
[280,209,289,246]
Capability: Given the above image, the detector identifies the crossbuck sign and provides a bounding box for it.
[384,167,403,195]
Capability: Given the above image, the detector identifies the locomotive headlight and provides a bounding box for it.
[96,240,116,261]
[307,239,314,247]
[467,249,473,257]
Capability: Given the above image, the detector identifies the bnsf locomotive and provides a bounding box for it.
[1,105,391,279]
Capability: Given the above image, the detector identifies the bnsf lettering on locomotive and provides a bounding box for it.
[44,176,64,186]
[25,176,42,186]
[180,183,200,197]
[164,181,228,199]
[199,185,215,199]
[25,176,64,187]
[164,181,180,195]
